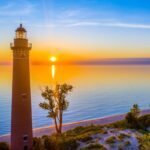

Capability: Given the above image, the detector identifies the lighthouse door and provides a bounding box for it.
[24,146,28,150]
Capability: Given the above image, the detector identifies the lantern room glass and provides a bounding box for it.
[16,31,27,39]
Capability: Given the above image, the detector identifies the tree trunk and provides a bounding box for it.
[58,111,63,134]
[54,118,59,133]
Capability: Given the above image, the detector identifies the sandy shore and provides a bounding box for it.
[0,109,150,144]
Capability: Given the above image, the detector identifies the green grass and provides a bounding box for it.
[105,136,116,144]
[80,143,107,150]
[124,140,131,146]
[117,133,130,141]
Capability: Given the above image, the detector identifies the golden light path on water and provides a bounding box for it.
[51,65,55,80]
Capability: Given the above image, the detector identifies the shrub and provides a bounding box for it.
[138,114,150,130]
[0,142,9,150]
[138,134,150,150]
[105,136,116,144]
[33,137,44,150]
[108,120,128,129]
[118,145,124,150]
[124,140,131,146]
[42,134,79,150]
[118,133,130,141]
[125,112,140,129]
[80,143,106,150]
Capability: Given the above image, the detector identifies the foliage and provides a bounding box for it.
[0,142,9,150]
[117,133,130,141]
[118,145,124,150]
[138,134,150,150]
[138,114,150,130]
[125,104,141,129]
[130,104,140,118]
[124,140,131,146]
[39,83,73,134]
[33,135,79,150]
[110,114,150,131]
[109,104,150,131]
[80,143,107,150]
[33,137,44,150]
[105,136,116,144]
[33,125,104,150]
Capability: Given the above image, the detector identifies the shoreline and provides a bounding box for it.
[0,109,150,143]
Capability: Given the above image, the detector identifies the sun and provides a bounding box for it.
[50,56,57,62]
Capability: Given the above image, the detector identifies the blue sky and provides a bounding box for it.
[1,0,150,62]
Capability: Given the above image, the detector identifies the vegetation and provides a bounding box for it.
[124,140,131,146]
[33,125,104,150]
[138,134,150,150]
[105,136,116,144]
[118,145,124,150]
[130,104,140,118]
[39,83,73,134]
[0,142,9,150]
[117,133,130,141]
[109,104,150,131]
[80,143,106,150]
[125,104,141,129]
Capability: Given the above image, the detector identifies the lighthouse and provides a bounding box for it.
[10,24,33,150]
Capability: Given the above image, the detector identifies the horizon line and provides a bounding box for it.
[2,58,150,66]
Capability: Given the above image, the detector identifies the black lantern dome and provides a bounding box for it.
[15,24,27,39]
[16,24,26,32]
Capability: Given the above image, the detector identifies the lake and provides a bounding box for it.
[0,65,150,135]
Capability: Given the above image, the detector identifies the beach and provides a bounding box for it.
[1,109,149,144]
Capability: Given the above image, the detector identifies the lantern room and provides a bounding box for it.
[15,24,27,39]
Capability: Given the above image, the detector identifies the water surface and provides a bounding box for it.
[0,65,150,135]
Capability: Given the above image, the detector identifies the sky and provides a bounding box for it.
[1,0,150,64]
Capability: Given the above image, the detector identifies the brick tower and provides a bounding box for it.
[10,24,33,150]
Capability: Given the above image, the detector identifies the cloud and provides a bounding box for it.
[27,23,57,28]
[67,21,150,29]
[0,1,35,16]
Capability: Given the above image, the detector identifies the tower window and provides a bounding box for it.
[22,93,27,99]
[23,135,28,142]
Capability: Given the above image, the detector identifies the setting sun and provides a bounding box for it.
[50,56,57,62]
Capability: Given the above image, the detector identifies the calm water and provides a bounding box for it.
[0,65,150,135]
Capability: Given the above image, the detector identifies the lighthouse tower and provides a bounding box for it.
[10,24,33,150]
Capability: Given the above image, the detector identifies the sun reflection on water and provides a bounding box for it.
[52,65,55,80]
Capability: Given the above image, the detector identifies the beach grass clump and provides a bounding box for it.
[105,136,116,144]
[77,133,93,142]
[80,143,107,150]
[0,142,10,150]
[118,145,124,150]
[138,114,150,130]
[138,134,150,150]
[117,133,130,141]
[33,137,44,150]
[124,140,131,146]
[99,129,108,134]
[65,125,102,137]
[33,134,79,150]
[33,125,104,150]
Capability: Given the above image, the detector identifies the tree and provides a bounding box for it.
[39,83,73,134]
[125,104,141,129]
[130,104,140,118]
